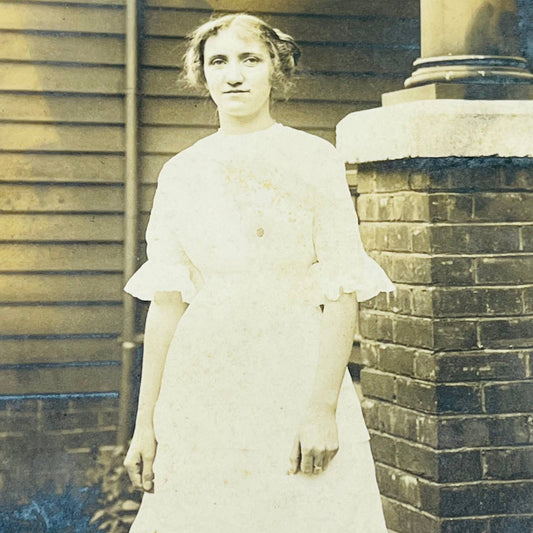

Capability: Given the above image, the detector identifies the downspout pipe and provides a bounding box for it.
[118,0,140,448]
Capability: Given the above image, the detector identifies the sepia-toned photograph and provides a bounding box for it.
[0,1,532,532]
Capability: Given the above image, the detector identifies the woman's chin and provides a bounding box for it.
[218,105,256,118]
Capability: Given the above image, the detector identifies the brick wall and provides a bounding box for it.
[0,395,118,507]
[350,158,533,532]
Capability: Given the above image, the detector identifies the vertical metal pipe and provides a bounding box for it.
[118,0,139,448]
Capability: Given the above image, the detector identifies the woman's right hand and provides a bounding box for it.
[123,425,157,492]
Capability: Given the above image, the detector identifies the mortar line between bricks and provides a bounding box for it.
[44,424,117,434]
[358,189,533,195]
[381,489,533,521]
[364,310,533,319]
[440,514,533,521]
[364,221,533,227]
[375,461,533,487]
[480,385,486,414]
[371,436,533,453]
[380,494,441,519]
[407,188,533,194]
[364,400,533,420]
[369,429,527,454]
[364,280,533,289]
[365,369,533,387]
[362,339,533,354]
[376,251,533,258]
[473,255,479,285]
[362,339,533,352]
[376,461,533,486]
[381,493,439,511]
[65,446,115,454]
[372,282,533,289]
[364,393,529,416]
[42,425,117,436]
[362,309,533,321]
[476,323,482,351]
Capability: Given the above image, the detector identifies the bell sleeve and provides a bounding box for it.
[124,162,200,303]
[310,148,395,304]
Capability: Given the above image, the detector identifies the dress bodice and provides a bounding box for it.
[125,123,394,304]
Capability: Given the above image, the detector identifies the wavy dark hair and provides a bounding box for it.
[183,13,301,96]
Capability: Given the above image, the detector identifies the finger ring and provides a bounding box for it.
[313,465,322,471]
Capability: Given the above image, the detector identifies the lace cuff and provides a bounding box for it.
[124,260,199,303]
[310,255,395,305]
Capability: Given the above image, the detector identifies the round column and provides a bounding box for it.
[406,0,533,87]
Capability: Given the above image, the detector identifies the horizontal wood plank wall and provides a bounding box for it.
[0,0,126,394]
[138,0,419,196]
[139,2,419,187]
[0,0,419,396]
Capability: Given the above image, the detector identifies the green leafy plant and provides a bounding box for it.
[86,445,141,533]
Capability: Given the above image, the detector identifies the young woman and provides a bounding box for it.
[124,13,394,532]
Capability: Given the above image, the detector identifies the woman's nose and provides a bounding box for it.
[224,62,244,84]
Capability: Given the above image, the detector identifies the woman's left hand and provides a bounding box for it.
[288,405,339,475]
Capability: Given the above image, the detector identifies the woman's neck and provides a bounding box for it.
[217,110,276,135]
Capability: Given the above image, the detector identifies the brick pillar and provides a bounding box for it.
[338,102,533,533]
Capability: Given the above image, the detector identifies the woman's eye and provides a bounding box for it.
[244,56,260,65]
[209,58,226,66]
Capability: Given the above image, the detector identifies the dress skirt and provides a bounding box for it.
[129,272,388,533]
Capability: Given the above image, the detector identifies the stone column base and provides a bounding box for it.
[382,82,533,106]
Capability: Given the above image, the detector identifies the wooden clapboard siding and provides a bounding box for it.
[0,0,126,394]
[0,338,120,365]
[0,364,121,395]
[0,64,125,94]
[0,124,124,152]
[144,9,419,46]
[0,0,419,398]
[0,273,122,303]
[0,154,125,183]
[141,124,216,154]
[0,94,124,124]
[0,2,125,34]
[0,214,123,241]
[144,0,420,18]
[1,304,123,335]
[0,243,123,271]
[0,184,123,212]
[138,3,419,167]
[0,32,124,64]
[9,0,124,6]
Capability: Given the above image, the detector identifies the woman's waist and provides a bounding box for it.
[187,263,323,308]
[203,262,312,277]
[200,264,315,288]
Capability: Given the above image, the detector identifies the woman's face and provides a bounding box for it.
[203,26,273,121]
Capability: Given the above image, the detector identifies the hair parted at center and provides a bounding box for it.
[183,13,301,96]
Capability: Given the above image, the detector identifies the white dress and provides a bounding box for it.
[125,123,394,533]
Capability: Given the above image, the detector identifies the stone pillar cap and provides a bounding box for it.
[336,99,533,163]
